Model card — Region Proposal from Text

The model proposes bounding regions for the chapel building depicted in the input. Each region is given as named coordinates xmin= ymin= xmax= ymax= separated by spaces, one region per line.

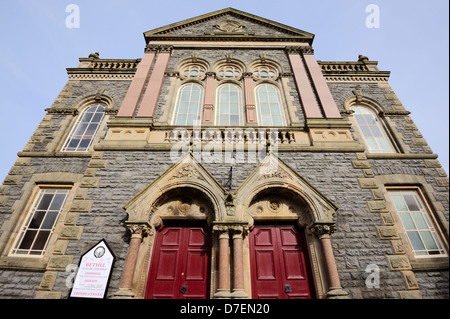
xmin=0 ymin=8 xmax=448 ymax=299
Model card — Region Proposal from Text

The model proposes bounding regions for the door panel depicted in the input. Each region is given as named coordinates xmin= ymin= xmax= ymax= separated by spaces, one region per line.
xmin=145 ymin=225 xmax=210 ymax=299
xmin=250 ymin=225 xmax=313 ymax=299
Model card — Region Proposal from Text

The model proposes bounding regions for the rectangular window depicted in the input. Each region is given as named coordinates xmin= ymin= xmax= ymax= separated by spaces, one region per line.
xmin=388 ymin=189 xmax=447 ymax=258
xmin=10 ymin=188 xmax=70 ymax=256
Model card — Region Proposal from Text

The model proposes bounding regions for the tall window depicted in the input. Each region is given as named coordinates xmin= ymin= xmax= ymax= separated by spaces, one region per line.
xmin=11 ymin=188 xmax=70 ymax=256
xmin=62 ymin=103 xmax=105 ymax=152
xmin=255 ymin=84 xmax=286 ymax=126
xmin=389 ymin=189 xmax=447 ymax=257
xmin=173 ymin=83 xmax=204 ymax=126
xmin=352 ymin=105 xmax=395 ymax=153
xmin=216 ymin=83 xmax=243 ymax=126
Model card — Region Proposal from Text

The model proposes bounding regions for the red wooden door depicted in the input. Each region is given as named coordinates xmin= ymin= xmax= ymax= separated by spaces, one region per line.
xmin=145 ymin=225 xmax=211 ymax=299
xmin=250 ymin=225 xmax=313 ymax=299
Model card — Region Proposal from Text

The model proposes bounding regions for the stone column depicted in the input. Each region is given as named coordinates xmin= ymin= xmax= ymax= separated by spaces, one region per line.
xmin=114 ymin=222 xmax=151 ymax=299
xmin=213 ymin=225 xmax=231 ymax=298
xmin=230 ymin=225 xmax=248 ymax=298
xmin=312 ymin=222 xmax=349 ymax=299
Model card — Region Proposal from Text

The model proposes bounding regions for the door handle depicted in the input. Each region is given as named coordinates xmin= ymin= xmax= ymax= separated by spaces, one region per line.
xmin=284 ymin=284 xmax=291 ymax=293
xmin=180 ymin=285 xmax=187 ymax=294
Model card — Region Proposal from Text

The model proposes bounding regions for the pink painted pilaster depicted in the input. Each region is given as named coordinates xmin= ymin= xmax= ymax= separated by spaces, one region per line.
xmin=288 ymin=53 xmax=323 ymax=118
xmin=202 ymin=73 xmax=215 ymax=123
xmin=117 ymin=52 xmax=156 ymax=117
xmin=137 ymin=50 xmax=172 ymax=117
xmin=243 ymin=74 xmax=257 ymax=123
xmin=303 ymin=54 xmax=341 ymax=118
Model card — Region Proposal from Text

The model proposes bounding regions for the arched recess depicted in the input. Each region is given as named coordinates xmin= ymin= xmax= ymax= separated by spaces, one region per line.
xmin=233 ymin=154 xmax=349 ymax=299
xmin=115 ymin=152 xmax=228 ymax=299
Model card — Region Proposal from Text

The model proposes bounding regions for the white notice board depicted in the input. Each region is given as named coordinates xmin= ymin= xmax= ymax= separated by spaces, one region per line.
xmin=70 ymin=239 xmax=115 ymax=299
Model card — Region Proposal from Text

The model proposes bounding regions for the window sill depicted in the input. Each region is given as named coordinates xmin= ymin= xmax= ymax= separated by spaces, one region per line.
xmin=411 ymin=256 xmax=449 ymax=271
xmin=366 ymin=153 xmax=438 ymax=159
xmin=0 ymin=256 xmax=48 ymax=271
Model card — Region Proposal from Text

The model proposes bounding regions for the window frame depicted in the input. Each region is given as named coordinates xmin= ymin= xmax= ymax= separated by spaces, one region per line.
xmin=171 ymin=82 xmax=205 ymax=126
xmin=387 ymin=186 xmax=448 ymax=261
xmin=61 ymin=103 xmax=106 ymax=152
xmin=254 ymin=83 xmax=287 ymax=127
xmin=9 ymin=185 xmax=72 ymax=258
xmin=214 ymin=82 xmax=244 ymax=126
xmin=351 ymin=104 xmax=397 ymax=154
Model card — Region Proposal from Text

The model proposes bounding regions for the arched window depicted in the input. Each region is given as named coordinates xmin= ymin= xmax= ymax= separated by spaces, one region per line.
xmin=351 ymin=105 xmax=396 ymax=153
xmin=62 ymin=103 xmax=105 ymax=152
xmin=173 ymin=83 xmax=204 ymax=126
xmin=255 ymin=84 xmax=286 ymax=126
xmin=216 ymin=83 xmax=243 ymax=126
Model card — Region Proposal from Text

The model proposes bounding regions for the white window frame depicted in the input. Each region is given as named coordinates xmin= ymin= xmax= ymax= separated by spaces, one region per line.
xmin=387 ymin=188 xmax=448 ymax=258
xmin=255 ymin=83 xmax=287 ymax=127
xmin=172 ymin=83 xmax=204 ymax=126
xmin=9 ymin=186 xmax=71 ymax=257
xmin=351 ymin=105 xmax=396 ymax=153
xmin=61 ymin=103 xmax=106 ymax=152
xmin=215 ymin=83 xmax=244 ymax=126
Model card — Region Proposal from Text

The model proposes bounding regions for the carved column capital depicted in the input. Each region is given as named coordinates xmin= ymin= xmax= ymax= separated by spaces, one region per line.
xmin=229 ymin=225 xmax=249 ymax=239
xmin=311 ymin=221 xmax=337 ymax=239
xmin=145 ymin=44 xmax=174 ymax=54
xmin=126 ymin=222 xmax=152 ymax=239
xmin=285 ymin=45 xmax=314 ymax=55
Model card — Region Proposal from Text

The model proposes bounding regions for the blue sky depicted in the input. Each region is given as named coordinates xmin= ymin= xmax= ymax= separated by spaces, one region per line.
xmin=0 ymin=0 xmax=448 ymax=182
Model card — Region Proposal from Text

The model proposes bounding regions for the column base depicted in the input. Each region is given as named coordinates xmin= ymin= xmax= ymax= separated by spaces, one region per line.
xmin=112 ymin=288 xmax=136 ymax=299
xmin=214 ymin=289 xmax=232 ymax=299
xmin=231 ymin=289 xmax=248 ymax=299
xmin=326 ymin=287 xmax=350 ymax=299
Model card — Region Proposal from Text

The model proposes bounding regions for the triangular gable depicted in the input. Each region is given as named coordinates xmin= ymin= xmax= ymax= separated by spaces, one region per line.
xmin=124 ymin=152 xmax=228 ymax=222
xmin=144 ymin=7 xmax=314 ymax=44
xmin=234 ymin=153 xmax=337 ymax=222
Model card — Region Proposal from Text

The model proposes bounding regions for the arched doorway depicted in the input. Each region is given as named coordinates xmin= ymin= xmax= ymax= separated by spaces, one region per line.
xmin=250 ymin=224 xmax=313 ymax=299
xmin=144 ymin=188 xmax=214 ymax=299
xmin=247 ymin=189 xmax=315 ymax=299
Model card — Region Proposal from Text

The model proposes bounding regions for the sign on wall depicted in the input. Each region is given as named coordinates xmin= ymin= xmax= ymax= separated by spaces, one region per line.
xmin=70 ymin=239 xmax=115 ymax=299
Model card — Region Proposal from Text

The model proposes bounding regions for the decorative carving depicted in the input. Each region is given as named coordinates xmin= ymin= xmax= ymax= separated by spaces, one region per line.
xmin=285 ymin=45 xmax=314 ymax=55
xmin=259 ymin=165 xmax=291 ymax=180
xmin=214 ymin=19 xmax=245 ymax=33
xmin=311 ymin=222 xmax=337 ymax=238
xmin=126 ymin=223 xmax=152 ymax=238
xmin=225 ymin=193 xmax=235 ymax=216
xmin=177 ymin=199 xmax=192 ymax=215
xmin=145 ymin=44 xmax=173 ymax=53
xmin=268 ymin=200 xmax=281 ymax=213
xmin=170 ymin=164 xmax=199 ymax=180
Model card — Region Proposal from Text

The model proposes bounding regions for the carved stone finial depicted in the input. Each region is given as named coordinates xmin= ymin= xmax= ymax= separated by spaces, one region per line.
xmin=89 ymin=52 xmax=100 ymax=59
xmin=358 ymin=55 xmax=369 ymax=62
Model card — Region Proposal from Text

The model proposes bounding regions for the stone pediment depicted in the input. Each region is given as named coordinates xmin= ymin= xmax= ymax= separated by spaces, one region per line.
xmin=234 ymin=153 xmax=338 ymax=223
xmin=123 ymin=152 xmax=228 ymax=223
xmin=144 ymin=7 xmax=314 ymax=44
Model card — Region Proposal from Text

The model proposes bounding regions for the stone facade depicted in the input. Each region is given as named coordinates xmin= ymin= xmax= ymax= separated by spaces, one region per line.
xmin=0 ymin=8 xmax=447 ymax=299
